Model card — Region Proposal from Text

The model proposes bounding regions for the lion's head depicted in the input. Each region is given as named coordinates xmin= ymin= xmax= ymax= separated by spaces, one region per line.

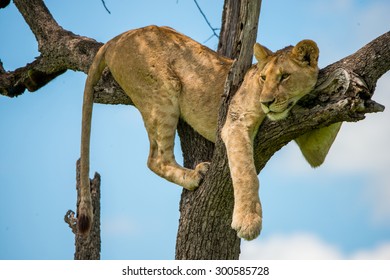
xmin=254 ymin=40 xmax=319 ymax=121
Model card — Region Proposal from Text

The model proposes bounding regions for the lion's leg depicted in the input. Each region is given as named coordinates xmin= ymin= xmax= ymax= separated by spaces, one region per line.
xmin=295 ymin=122 xmax=342 ymax=167
xmin=142 ymin=104 xmax=209 ymax=191
xmin=221 ymin=123 xmax=262 ymax=241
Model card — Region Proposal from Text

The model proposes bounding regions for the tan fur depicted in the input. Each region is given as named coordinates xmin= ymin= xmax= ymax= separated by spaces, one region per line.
xmin=295 ymin=123 xmax=342 ymax=167
xmin=78 ymin=26 xmax=340 ymax=240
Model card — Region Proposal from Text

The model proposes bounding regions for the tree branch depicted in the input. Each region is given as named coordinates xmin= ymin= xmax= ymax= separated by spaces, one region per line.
xmin=0 ymin=0 xmax=125 ymax=101
xmin=323 ymin=31 xmax=390 ymax=92
xmin=217 ymin=0 xmax=241 ymax=59
xmin=0 ymin=0 xmax=102 ymax=97
xmin=193 ymin=0 xmax=219 ymax=40
xmin=69 ymin=159 xmax=101 ymax=260
xmin=0 ymin=56 xmax=67 ymax=97
xmin=101 ymin=0 xmax=111 ymax=14
xmin=13 ymin=0 xmax=61 ymax=50
xmin=0 ymin=0 xmax=10 ymax=9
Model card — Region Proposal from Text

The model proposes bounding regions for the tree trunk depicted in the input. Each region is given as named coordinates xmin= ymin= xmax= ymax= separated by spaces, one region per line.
xmin=175 ymin=0 xmax=262 ymax=260
xmin=65 ymin=160 xmax=101 ymax=259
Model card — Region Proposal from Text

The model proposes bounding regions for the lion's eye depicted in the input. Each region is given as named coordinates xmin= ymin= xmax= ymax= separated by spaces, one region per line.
xmin=260 ymin=75 xmax=266 ymax=81
xmin=281 ymin=73 xmax=290 ymax=81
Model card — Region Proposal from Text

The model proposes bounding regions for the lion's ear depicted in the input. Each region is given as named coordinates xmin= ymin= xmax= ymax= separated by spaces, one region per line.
xmin=291 ymin=40 xmax=319 ymax=67
xmin=254 ymin=43 xmax=273 ymax=62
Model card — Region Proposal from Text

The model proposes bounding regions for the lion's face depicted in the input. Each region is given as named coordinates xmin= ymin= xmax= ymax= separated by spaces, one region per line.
xmin=254 ymin=40 xmax=319 ymax=121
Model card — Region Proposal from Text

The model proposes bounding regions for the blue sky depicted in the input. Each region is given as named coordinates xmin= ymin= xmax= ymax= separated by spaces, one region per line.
xmin=0 ymin=0 xmax=389 ymax=260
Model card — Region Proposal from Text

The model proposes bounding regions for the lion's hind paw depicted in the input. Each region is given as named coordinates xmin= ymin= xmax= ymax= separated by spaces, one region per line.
xmin=184 ymin=162 xmax=211 ymax=191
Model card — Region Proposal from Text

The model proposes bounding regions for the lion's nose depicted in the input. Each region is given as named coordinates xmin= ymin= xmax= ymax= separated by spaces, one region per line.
xmin=261 ymin=98 xmax=275 ymax=108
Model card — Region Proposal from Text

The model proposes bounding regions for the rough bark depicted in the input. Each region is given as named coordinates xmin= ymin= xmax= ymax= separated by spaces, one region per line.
xmin=0 ymin=0 xmax=123 ymax=103
xmin=1 ymin=0 xmax=389 ymax=260
xmin=217 ymin=0 xmax=241 ymax=58
xmin=175 ymin=0 xmax=262 ymax=260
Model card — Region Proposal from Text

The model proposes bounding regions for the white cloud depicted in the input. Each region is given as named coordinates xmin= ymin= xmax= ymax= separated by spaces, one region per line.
xmin=240 ymin=233 xmax=342 ymax=260
xmin=240 ymin=232 xmax=390 ymax=260
xmin=363 ymin=169 xmax=390 ymax=224
xmin=352 ymin=243 xmax=390 ymax=260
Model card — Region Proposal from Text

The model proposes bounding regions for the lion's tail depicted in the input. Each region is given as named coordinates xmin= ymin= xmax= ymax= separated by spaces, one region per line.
xmin=78 ymin=44 xmax=107 ymax=235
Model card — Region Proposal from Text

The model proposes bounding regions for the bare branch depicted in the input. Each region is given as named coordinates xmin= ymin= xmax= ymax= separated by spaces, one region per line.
xmin=0 ymin=0 xmax=102 ymax=97
xmin=64 ymin=210 xmax=77 ymax=234
xmin=0 ymin=0 xmax=10 ymax=9
xmin=101 ymin=0 xmax=111 ymax=14
xmin=13 ymin=0 xmax=62 ymax=51
xmin=193 ymin=0 xmax=220 ymax=41
xmin=323 ymin=31 xmax=390 ymax=92
xmin=0 ymin=56 xmax=66 ymax=97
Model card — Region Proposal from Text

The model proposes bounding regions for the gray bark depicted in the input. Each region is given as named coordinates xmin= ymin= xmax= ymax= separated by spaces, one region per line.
xmin=175 ymin=0 xmax=262 ymax=260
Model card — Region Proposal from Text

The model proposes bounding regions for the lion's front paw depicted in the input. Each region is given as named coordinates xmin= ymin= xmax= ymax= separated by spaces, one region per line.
xmin=231 ymin=209 xmax=262 ymax=241
xmin=184 ymin=162 xmax=211 ymax=191
xmin=195 ymin=162 xmax=210 ymax=177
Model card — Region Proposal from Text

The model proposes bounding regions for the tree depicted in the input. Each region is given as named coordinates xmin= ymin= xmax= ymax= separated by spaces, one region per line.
xmin=1 ymin=0 xmax=388 ymax=260
xmin=176 ymin=0 xmax=262 ymax=260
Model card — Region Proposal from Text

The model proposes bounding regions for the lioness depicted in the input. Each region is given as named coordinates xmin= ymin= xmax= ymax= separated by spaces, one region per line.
xmin=79 ymin=26 xmax=340 ymax=240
